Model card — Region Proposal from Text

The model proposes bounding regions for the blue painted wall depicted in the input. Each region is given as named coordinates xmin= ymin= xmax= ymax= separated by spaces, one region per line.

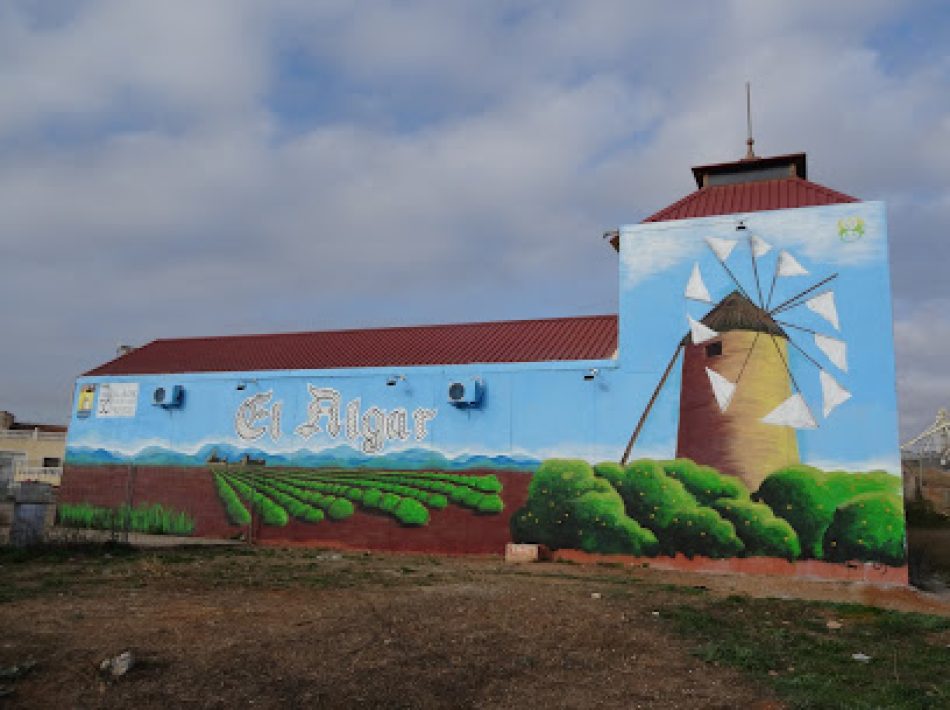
xmin=67 ymin=201 xmax=900 ymax=477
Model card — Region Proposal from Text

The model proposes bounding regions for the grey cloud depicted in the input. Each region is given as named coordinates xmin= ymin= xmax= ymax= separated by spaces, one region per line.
xmin=0 ymin=0 xmax=948 ymax=435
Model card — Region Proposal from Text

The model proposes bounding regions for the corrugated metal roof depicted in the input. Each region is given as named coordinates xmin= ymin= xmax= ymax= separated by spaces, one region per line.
xmin=85 ymin=315 xmax=619 ymax=376
xmin=644 ymin=176 xmax=857 ymax=223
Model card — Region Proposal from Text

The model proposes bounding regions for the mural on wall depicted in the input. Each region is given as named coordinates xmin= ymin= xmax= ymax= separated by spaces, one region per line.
xmin=60 ymin=202 xmax=905 ymax=572
xmin=510 ymin=203 xmax=905 ymax=567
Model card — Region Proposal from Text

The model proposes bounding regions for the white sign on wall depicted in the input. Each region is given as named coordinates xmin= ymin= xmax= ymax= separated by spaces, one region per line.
xmin=96 ymin=383 xmax=139 ymax=418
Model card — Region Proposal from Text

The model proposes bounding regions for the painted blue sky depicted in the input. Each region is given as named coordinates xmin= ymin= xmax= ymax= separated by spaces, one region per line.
xmin=1 ymin=1 xmax=948 ymax=442
xmin=619 ymin=203 xmax=900 ymax=473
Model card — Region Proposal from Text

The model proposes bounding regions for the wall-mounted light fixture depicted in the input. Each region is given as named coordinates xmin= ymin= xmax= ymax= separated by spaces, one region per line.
xmin=736 ymin=220 xmax=747 ymax=232
xmin=236 ymin=378 xmax=259 ymax=391
xmin=386 ymin=374 xmax=407 ymax=387
xmin=583 ymin=368 xmax=599 ymax=381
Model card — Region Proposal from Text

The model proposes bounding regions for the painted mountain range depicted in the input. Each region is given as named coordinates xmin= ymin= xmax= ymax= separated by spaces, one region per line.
xmin=65 ymin=443 xmax=539 ymax=471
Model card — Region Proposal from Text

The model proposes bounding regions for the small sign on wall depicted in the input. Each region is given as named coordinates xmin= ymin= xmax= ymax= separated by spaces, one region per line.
xmin=76 ymin=384 xmax=96 ymax=418
xmin=96 ymin=383 xmax=139 ymax=418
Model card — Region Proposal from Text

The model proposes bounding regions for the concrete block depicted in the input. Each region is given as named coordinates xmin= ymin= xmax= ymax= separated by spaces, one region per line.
xmin=505 ymin=543 xmax=544 ymax=563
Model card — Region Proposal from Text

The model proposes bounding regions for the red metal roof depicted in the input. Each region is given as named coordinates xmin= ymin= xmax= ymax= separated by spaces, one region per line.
xmin=85 ymin=315 xmax=619 ymax=376
xmin=644 ymin=176 xmax=857 ymax=223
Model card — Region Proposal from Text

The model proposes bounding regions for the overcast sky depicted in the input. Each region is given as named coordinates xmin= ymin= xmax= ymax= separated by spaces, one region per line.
xmin=1 ymin=0 xmax=947 ymax=441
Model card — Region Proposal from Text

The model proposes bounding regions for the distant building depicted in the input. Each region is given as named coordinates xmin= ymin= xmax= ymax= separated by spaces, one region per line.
xmin=903 ymin=458 xmax=950 ymax=514
xmin=0 ymin=410 xmax=66 ymax=490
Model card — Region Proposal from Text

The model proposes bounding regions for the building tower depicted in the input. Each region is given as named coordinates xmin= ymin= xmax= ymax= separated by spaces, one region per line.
xmin=676 ymin=291 xmax=799 ymax=491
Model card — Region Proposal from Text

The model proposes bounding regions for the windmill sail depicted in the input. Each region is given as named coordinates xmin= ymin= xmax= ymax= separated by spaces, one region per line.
xmin=685 ymin=263 xmax=712 ymax=303
xmin=687 ymin=314 xmax=718 ymax=344
xmin=776 ymin=250 xmax=809 ymax=277
xmin=705 ymin=236 xmax=737 ymax=262
xmin=706 ymin=367 xmax=736 ymax=412
xmin=750 ymin=234 xmax=772 ymax=258
xmin=762 ymin=393 xmax=818 ymax=429
xmin=819 ymin=370 xmax=851 ymax=417
xmin=814 ymin=333 xmax=848 ymax=372
xmin=805 ymin=291 xmax=840 ymax=330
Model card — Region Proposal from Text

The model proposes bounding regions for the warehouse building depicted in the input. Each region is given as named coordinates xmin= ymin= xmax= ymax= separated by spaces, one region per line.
xmin=61 ymin=151 xmax=906 ymax=581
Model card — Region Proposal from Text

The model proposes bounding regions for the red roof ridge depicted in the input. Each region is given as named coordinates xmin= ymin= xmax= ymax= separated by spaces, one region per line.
xmin=644 ymin=175 xmax=858 ymax=223
xmin=84 ymin=313 xmax=619 ymax=376
xmin=143 ymin=312 xmax=619 ymax=346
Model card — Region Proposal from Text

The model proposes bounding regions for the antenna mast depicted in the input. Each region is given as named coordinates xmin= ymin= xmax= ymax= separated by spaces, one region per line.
xmin=745 ymin=81 xmax=756 ymax=159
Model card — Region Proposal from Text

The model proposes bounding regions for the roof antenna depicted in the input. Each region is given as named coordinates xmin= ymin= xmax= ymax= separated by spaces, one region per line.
xmin=744 ymin=81 xmax=756 ymax=160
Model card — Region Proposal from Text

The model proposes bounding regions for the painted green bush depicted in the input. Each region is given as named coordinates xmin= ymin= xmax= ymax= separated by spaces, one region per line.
xmin=58 ymin=502 xmax=195 ymax=535
xmin=302 ymin=471 xmax=498 ymax=515
xmin=660 ymin=459 xmax=749 ymax=506
xmin=427 ymin=493 xmax=448 ymax=510
xmin=247 ymin=479 xmax=327 ymax=524
xmin=362 ymin=488 xmax=383 ymax=508
xmin=822 ymin=492 xmax=906 ymax=566
xmin=214 ymin=473 xmax=251 ymax=525
xmin=394 ymin=498 xmax=430 ymax=526
xmin=228 ymin=477 xmax=289 ymax=526
xmin=379 ymin=493 xmax=400 ymax=513
xmin=756 ymin=465 xmax=900 ymax=559
xmin=476 ymin=494 xmax=504 ymax=515
xmin=594 ymin=460 xmax=743 ymax=558
xmin=327 ymin=497 xmax=355 ymax=521
xmin=511 ymin=459 xmax=658 ymax=555
xmin=713 ymin=497 xmax=800 ymax=559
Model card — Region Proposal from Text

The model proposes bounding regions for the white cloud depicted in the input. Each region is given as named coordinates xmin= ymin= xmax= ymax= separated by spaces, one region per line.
xmin=0 ymin=0 xmax=948 ymax=443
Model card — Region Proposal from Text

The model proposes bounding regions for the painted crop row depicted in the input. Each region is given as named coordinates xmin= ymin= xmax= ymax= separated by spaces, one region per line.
xmin=57 ymin=502 xmax=195 ymax=536
xmin=213 ymin=469 xmax=506 ymax=528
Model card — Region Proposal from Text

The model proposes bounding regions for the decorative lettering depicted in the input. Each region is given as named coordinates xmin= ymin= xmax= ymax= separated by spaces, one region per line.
xmin=235 ymin=391 xmax=274 ymax=441
xmin=386 ymin=408 xmax=409 ymax=441
xmin=361 ymin=406 xmax=386 ymax=454
xmin=413 ymin=408 xmax=437 ymax=440
xmin=269 ymin=401 xmax=282 ymax=442
xmin=295 ymin=385 xmax=341 ymax=439
xmin=233 ymin=385 xmax=438 ymax=453
xmin=346 ymin=398 xmax=361 ymax=441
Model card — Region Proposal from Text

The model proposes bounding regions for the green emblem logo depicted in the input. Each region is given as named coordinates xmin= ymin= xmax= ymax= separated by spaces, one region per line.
xmin=837 ymin=216 xmax=865 ymax=242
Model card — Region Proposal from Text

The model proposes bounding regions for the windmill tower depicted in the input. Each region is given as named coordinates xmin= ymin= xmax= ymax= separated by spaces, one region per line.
xmin=621 ymin=229 xmax=851 ymax=492
xmin=677 ymin=291 xmax=798 ymax=490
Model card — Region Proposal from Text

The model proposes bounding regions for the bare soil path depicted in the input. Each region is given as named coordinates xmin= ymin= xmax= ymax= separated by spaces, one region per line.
xmin=1 ymin=547 xmax=947 ymax=708
xmin=0 ymin=548 xmax=780 ymax=709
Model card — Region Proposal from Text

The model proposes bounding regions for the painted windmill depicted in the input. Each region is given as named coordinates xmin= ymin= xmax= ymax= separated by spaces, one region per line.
xmin=621 ymin=225 xmax=850 ymax=491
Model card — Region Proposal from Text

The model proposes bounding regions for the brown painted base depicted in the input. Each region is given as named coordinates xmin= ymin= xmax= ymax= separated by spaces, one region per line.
xmin=60 ymin=465 xmax=531 ymax=554
xmin=552 ymin=549 xmax=909 ymax=586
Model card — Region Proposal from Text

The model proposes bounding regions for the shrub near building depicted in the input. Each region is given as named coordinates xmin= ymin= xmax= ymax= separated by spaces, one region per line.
xmin=660 ymin=459 xmax=749 ymax=505
xmin=510 ymin=459 xmax=658 ymax=555
xmin=756 ymin=465 xmax=902 ymax=561
xmin=594 ymin=460 xmax=743 ymax=558
xmin=822 ymin=492 xmax=905 ymax=566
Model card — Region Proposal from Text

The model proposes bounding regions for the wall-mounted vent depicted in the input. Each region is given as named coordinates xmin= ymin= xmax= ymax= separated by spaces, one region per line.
xmin=447 ymin=378 xmax=483 ymax=407
xmin=152 ymin=385 xmax=184 ymax=408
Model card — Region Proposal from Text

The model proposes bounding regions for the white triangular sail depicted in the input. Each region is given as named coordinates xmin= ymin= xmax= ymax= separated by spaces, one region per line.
xmin=814 ymin=333 xmax=848 ymax=372
xmin=687 ymin=315 xmax=719 ymax=345
xmin=685 ymin=263 xmax=712 ymax=303
xmin=806 ymin=291 xmax=840 ymax=330
xmin=776 ymin=250 xmax=809 ymax=277
xmin=819 ymin=370 xmax=851 ymax=418
xmin=762 ymin=393 xmax=818 ymax=429
xmin=750 ymin=234 xmax=772 ymax=258
xmin=706 ymin=367 xmax=736 ymax=412
xmin=705 ymin=236 xmax=737 ymax=262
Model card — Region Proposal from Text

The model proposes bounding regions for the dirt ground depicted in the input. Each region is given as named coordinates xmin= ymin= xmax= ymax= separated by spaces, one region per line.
xmin=1 ymin=546 xmax=947 ymax=709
